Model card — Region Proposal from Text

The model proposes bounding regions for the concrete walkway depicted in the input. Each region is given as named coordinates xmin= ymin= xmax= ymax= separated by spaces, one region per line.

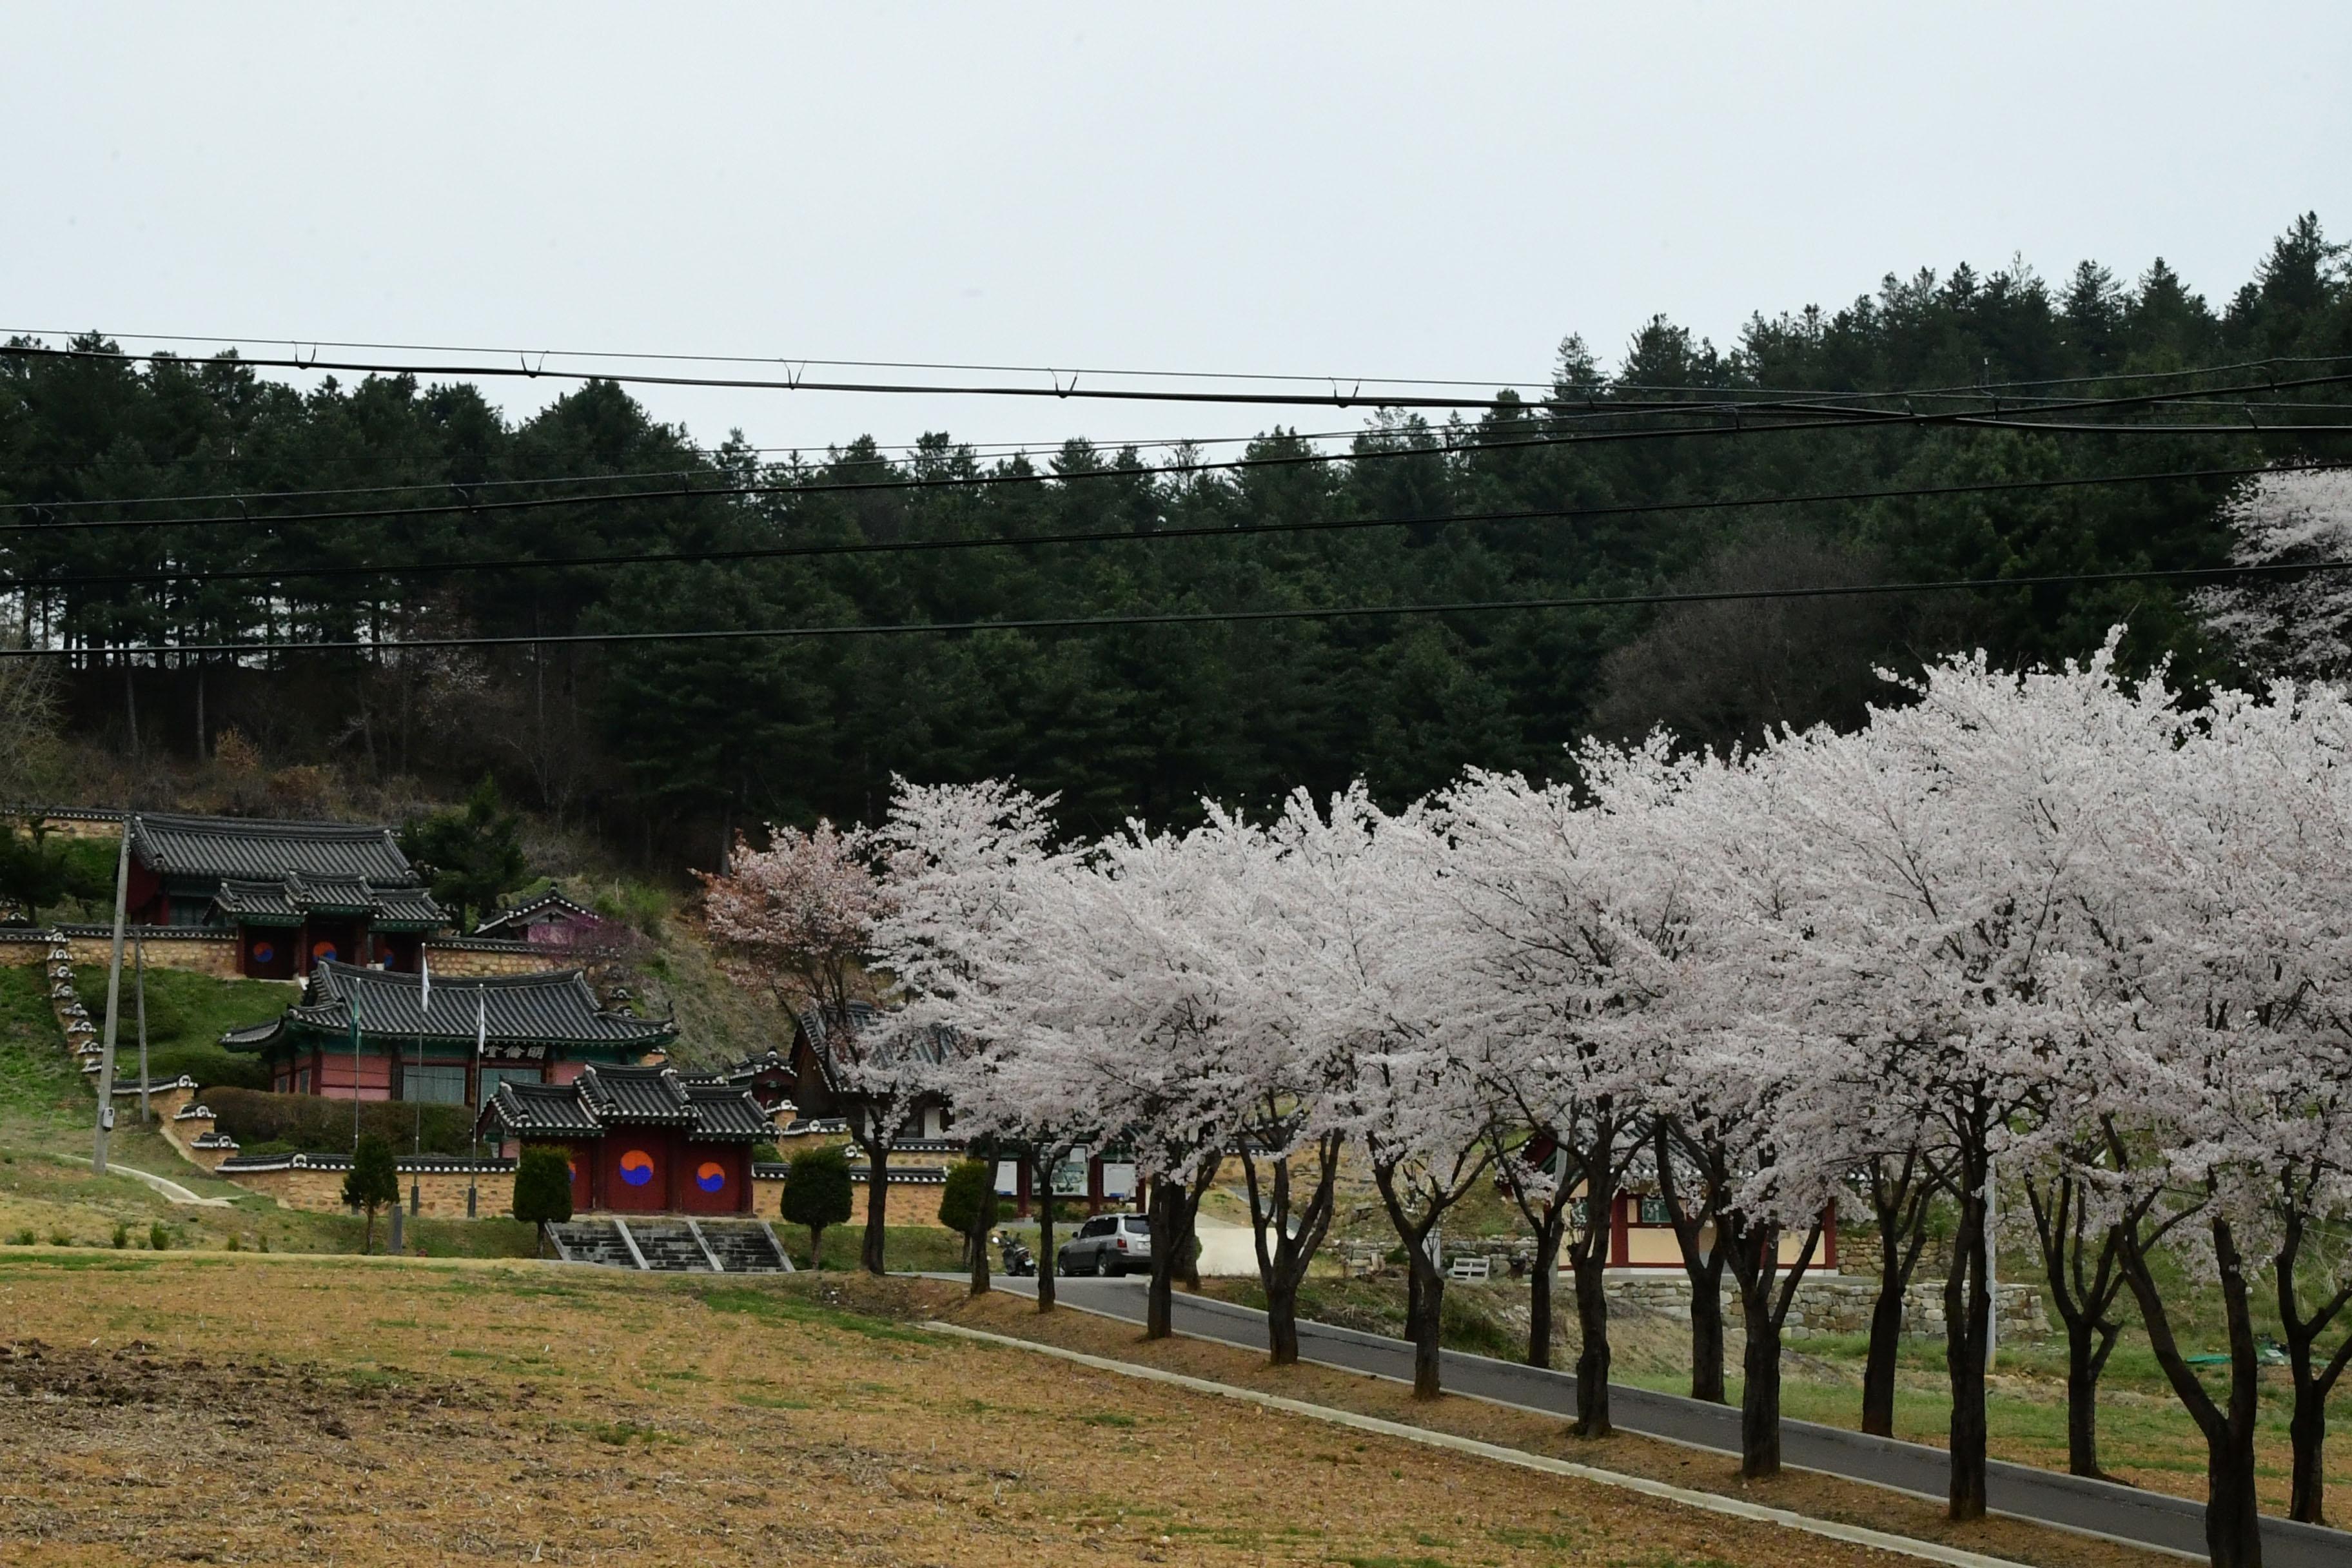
xmin=112 ymin=1166 xmax=235 ymax=1207
xmin=991 ymin=1276 xmax=2352 ymax=1568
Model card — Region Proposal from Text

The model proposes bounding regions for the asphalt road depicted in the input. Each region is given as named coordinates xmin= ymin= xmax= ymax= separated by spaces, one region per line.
xmin=983 ymin=1275 xmax=2352 ymax=1568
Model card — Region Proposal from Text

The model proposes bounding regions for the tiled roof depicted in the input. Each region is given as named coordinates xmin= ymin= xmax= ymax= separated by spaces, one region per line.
xmin=221 ymin=962 xmax=676 ymax=1052
xmin=370 ymin=885 xmax=448 ymax=929
xmin=130 ymin=812 xmax=418 ymax=884
xmin=476 ymin=1066 xmax=770 ymax=1143
xmin=473 ymin=889 xmax=602 ymax=939
xmin=794 ymin=1003 xmax=954 ymax=1092
xmin=578 ymin=1063 xmax=696 ymax=1125
xmin=487 ymin=1081 xmax=604 ymax=1137
xmin=212 ymin=879 xmax=304 ymax=920
xmin=683 ymin=1084 xmax=778 ymax=1139
xmin=210 ymin=873 xmax=446 ymax=929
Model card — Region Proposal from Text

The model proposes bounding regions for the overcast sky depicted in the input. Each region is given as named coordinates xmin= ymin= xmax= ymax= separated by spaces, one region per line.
xmin=5 ymin=3 xmax=2348 ymax=463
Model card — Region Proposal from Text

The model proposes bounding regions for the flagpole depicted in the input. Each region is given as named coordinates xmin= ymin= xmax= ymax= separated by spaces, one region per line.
xmin=467 ymin=990 xmax=485 ymax=1219
xmin=412 ymin=955 xmax=427 ymax=1217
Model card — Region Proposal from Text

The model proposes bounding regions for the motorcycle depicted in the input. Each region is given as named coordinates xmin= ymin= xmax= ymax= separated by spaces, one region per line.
xmin=995 ymin=1232 xmax=1037 ymax=1277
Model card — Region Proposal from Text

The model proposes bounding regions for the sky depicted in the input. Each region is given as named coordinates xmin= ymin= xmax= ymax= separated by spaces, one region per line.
xmin=4 ymin=3 xmax=2349 ymax=464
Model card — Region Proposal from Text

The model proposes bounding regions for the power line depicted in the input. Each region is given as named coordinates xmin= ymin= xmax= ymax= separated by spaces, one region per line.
xmin=10 ymin=340 xmax=2352 ymax=422
xmin=6 ymin=372 xmax=2349 ymax=540
xmin=13 ymin=392 xmax=2352 ymax=518
xmin=6 ymin=460 xmax=2335 ymax=594
xmin=19 ymin=326 xmax=2350 ymax=406
xmin=8 ymin=553 xmax=2347 ymax=660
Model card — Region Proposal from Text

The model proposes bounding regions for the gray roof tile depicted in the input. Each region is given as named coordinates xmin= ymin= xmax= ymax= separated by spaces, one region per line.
xmin=132 ymin=812 xmax=419 ymax=884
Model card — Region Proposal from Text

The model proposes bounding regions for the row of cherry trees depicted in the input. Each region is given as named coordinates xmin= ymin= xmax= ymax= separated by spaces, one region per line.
xmin=708 ymin=631 xmax=2352 ymax=1567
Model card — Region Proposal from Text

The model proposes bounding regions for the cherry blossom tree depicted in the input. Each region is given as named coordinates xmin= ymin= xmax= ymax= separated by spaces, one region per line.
xmin=1435 ymin=741 xmax=1697 ymax=1429
xmin=698 ymin=819 xmax=905 ymax=1273
xmin=872 ymin=779 xmax=1068 ymax=1298
xmin=1300 ymin=796 xmax=1500 ymax=1400
xmin=2196 ymin=466 xmax=2352 ymax=680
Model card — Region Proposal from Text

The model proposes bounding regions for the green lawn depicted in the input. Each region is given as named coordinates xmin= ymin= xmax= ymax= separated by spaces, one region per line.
xmin=71 ymin=961 xmax=291 ymax=1090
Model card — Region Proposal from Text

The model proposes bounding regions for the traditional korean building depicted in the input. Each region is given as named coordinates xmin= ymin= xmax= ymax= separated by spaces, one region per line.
xmin=784 ymin=1003 xmax=955 ymax=1141
xmin=122 ymin=812 xmax=446 ymax=975
xmin=220 ymin=961 xmax=674 ymax=1104
xmin=471 ymin=888 xmax=605 ymax=946
xmin=475 ymin=1064 xmax=772 ymax=1215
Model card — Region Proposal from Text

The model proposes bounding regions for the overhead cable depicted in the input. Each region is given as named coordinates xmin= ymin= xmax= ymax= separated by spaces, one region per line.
xmin=7 ymin=460 xmax=2338 ymax=594
xmin=11 ymin=553 xmax=2352 ymax=660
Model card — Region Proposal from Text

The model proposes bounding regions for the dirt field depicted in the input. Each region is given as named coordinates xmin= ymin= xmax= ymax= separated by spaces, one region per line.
xmin=0 ymin=1251 xmax=2098 ymax=1568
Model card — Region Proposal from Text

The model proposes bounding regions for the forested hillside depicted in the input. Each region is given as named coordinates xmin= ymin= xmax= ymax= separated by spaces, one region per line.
xmin=3 ymin=216 xmax=2347 ymax=858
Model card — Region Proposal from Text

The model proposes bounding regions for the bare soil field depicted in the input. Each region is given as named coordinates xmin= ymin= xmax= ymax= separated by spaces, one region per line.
xmin=0 ymin=1252 xmax=1971 ymax=1568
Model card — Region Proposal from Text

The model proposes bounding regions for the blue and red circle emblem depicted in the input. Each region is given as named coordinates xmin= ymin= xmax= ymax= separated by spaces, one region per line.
xmin=250 ymin=942 xmax=275 ymax=966
xmin=310 ymin=941 xmax=338 ymax=965
xmin=619 ymin=1149 xmax=654 ymax=1187
xmin=695 ymin=1161 xmax=726 ymax=1193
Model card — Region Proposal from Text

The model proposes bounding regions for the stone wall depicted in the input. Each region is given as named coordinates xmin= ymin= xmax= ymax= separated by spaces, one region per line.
xmin=56 ymin=928 xmax=244 ymax=979
xmin=422 ymin=941 xmax=561 ymax=977
xmin=1603 ymin=1272 xmax=2046 ymax=1341
xmin=218 ymin=1159 xmax=519 ymax=1219
xmin=746 ymin=1166 xmax=956 ymax=1228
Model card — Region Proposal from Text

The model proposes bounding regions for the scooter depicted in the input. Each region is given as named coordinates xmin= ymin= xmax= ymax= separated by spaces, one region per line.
xmin=996 ymin=1233 xmax=1037 ymax=1277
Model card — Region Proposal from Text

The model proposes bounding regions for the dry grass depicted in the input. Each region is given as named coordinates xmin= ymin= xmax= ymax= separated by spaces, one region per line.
xmin=0 ymin=1252 xmax=2082 ymax=1568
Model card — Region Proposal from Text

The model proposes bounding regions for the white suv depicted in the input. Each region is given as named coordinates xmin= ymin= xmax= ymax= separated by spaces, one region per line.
xmin=1055 ymin=1213 xmax=1153 ymax=1277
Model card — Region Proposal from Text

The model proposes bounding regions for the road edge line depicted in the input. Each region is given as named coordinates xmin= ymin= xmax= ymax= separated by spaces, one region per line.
xmin=923 ymin=1318 xmax=2037 ymax=1568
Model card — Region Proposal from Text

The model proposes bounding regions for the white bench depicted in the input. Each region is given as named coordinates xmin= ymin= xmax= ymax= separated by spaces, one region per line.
xmin=1447 ymin=1255 xmax=1491 ymax=1282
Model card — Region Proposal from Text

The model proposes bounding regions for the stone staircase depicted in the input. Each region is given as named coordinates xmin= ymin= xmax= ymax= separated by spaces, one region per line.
xmin=700 ymin=1220 xmax=793 ymax=1273
xmin=547 ymin=1219 xmax=638 ymax=1269
xmin=545 ymin=1215 xmax=794 ymax=1273
xmin=625 ymin=1219 xmax=718 ymax=1272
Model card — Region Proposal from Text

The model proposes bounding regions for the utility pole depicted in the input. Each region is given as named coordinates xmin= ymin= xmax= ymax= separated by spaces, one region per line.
xmin=134 ymin=933 xmax=149 ymax=1125
xmin=1984 ymin=1155 xmax=1999 ymax=1372
xmin=90 ymin=819 xmax=132 ymax=1173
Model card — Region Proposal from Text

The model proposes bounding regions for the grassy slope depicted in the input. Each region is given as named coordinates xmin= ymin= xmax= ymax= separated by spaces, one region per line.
xmin=70 ymin=963 xmax=292 ymax=1090
xmin=634 ymin=919 xmax=793 ymax=1070
xmin=0 ymin=965 xmax=534 ymax=1259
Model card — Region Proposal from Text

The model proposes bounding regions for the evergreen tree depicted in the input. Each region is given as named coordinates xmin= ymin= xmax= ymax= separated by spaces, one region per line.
xmin=779 ymin=1144 xmax=853 ymax=1269
xmin=400 ymin=776 xmax=529 ymax=930
xmin=342 ymin=1135 xmax=400 ymax=1255
xmin=511 ymin=1146 xmax=574 ymax=1255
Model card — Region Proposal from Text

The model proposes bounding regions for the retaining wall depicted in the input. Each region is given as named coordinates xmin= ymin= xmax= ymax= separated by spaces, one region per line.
xmin=1605 ymin=1272 xmax=2046 ymax=1340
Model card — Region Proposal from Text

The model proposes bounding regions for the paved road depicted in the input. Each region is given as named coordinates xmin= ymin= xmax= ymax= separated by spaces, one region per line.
xmin=985 ymin=1276 xmax=2351 ymax=1568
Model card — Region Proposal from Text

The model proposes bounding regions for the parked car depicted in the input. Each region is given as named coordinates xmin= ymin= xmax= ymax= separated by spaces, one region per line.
xmin=1056 ymin=1212 xmax=1152 ymax=1277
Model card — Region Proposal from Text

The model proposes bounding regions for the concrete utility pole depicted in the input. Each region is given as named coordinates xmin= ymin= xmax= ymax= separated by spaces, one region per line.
xmin=90 ymin=819 xmax=132 ymax=1173
xmin=134 ymin=933 xmax=149 ymax=1126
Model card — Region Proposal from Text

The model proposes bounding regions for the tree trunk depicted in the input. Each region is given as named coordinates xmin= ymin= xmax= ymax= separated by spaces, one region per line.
xmin=1527 ymin=1210 xmax=1562 ymax=1371
xmin=1035 ymin=1151 xmax=1057 ymax=1313
xmin=966 ymin=1138 xmax=996 ymax=1297
xmin=1146 ymin=1177 xmax=1181 ymax=1340
xmin=1944 ymin=1157 xmax=1992 ymax=1522
xmin=2288 ymin=1348 xmax=2329 ymax=1525
xmin=2065 ymin=1317 xmax=2109 ymax=1480
xmin=859 ymin=1137 xmax=889 ymax=1275
xmin=1737 ymin=1266 xmax=1783 ymax=1478
xmin=1407 ymin=1250 xmax=1446 ymax=1400
xmin=1688 ymin=1268 xmax=1727 ymax=1405
xmin=1861 ymin=1271 xmax=1908 ymax=1438
xmin=1568 ymin=1208 xmax=1614 ymax=1436
xmin=2121 ymin=1214 xmax=2266 ymax=1568
xmin=808 ymin=1222 xmax=826 ymax=1270
xmin=1266 ymin=1276 xmax=1301 ymax=1366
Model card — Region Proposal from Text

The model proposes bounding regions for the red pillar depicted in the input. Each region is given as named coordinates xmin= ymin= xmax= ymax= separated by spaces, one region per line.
xmin=1015 ymin=1155 xmax=1033 ymax=1219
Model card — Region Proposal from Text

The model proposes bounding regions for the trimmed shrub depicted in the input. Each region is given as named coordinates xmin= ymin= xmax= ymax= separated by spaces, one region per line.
xmin=206 ymin=1088 xmax=476 ymax=1155
xmin=513 ymin=1147 xmax=574 ymax=1235
xmin=779 ymin=1146 xmax=853 ymax=1269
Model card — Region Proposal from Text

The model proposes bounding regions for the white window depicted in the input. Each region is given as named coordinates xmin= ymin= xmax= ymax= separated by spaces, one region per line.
xmin=402 ymin=1063 xmax=468 ymax=1104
